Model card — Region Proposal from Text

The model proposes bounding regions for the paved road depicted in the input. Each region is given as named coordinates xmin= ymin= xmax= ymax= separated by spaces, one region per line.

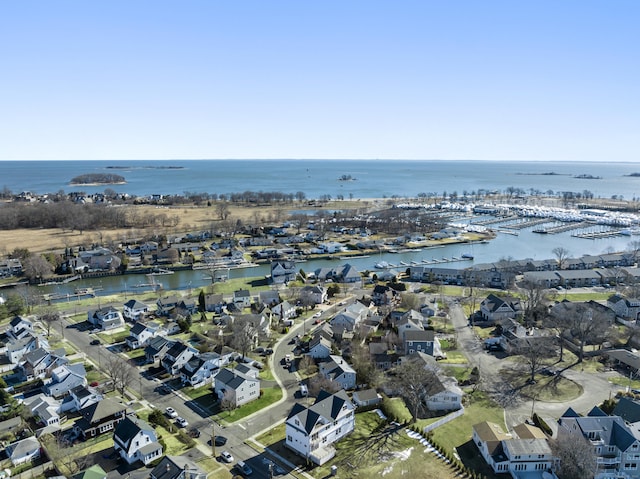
xmin=447 ymin=300 xmax=620 ymax=436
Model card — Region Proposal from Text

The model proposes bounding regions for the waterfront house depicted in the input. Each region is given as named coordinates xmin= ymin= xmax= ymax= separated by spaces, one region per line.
xmin=214 ymin=366 xmax=260 ymax=408
xmin=607 ymin=294 xmax=640 ymax=323
xmin=87 ymin=306 xmax=124 ymax=331
xmin=113 ymin=416 xmax=162 ymax=465
xmin=478 ymin=294 xmax=522 ymax=324
xmin=285 ymin=389 xmax=355 ymax=465
xmin=270 ymin=259 xmax=297 ymax=284
xmin=78 ymin=247 xmax=121 ymax=271
xmin=122 ymin=299 xmax=149 ymax=321
xmin=7 ymin=316 xmax=34 ymax=340
xmin=233 ymin=289 xmax=252 ymax=309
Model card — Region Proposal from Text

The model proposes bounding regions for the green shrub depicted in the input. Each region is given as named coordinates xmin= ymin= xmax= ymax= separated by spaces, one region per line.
xmin=532 ymin=413 xmax=552 ymax=436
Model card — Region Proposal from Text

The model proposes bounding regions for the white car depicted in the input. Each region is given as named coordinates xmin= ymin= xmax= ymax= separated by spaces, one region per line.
xmin=313 ymin=312 xmax=322 ymax=318
xmin=165 ymin=407 xmax=178 ymax=418
xmin=220 ymin=450 xmax=234 ymax=463
xmin=176 ymin=416 xmax=188 ymax=427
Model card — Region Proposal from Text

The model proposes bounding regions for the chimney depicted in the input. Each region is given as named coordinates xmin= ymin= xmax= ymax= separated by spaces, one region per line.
xmin=184 ymin=465 xmax=190 ymax=479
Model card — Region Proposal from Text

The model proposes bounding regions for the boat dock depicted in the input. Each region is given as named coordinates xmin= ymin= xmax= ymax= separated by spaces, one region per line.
xmin=43 ymin=287 xmax=102 ymax=302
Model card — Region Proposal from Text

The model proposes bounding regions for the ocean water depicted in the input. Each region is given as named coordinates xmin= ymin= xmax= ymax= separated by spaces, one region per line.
xmin=1 ymin=159 xmax=640 ymax=200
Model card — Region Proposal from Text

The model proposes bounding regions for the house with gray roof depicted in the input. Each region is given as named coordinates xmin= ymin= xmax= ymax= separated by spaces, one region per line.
xmin=44 ymin=363 xmax=87 ymax=398
xmin=608 ymin=294 xmax=640 ymax=323
xmin=180 ymin=352 xmax=225 ymax=387
xmin=285 ymin=389 xmax=355 ymax=465
xmin=7 ymin=316 xmax=33 ymax=340
xmin=319 ymin=355 xmax=356 ymax=390
xmin=6 ymin=436 xmax=41 ymax=466
xmin=214 ymin=365 xmax=260 ymax=408
xmin=87 ymin=306 xmax=124 ymax=331
xmin=74 ymin=397 xmax=129 ymax=439
xmin=558 ymin=407 xmax=640 ymax=479
xmin=7 ymin=333 xmax=48 ymax=364
xmin=479 ymin=294 xmax=522 ymax=324
xmin=161 ymin=341 xmax=198 ymax=376
xmin=145 ymin=336 xmax=174 ymax=365
xmin=150 ymin=456 xmax=206 ymax=479
xmin=122 ymin=299 xmax=150 ymax=321
xmin=113 ymin=416 xmax=162 ymax=465
xmin=125 ymin=321 xmax=163 ymax=349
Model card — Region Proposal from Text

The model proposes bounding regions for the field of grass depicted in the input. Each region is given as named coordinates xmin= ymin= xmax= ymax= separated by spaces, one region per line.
xmin=437 ymin=351 xmax=468 ymax=364
xmin=382 ymin=397 xmax=413 ymax=423
xmin=218 ymin=385 xmax=282 ymax=423
xmin=313 ymin=412 xmax=459 ymax=479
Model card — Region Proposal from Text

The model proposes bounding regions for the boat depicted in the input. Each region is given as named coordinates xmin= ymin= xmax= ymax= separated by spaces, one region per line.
xmin=461 ymin=253 xmax=474 ymax=259
xmin=375 ymin=261 xmax=390 ymax=269
xmin=147 ymin=268 xmax=174 ymax=276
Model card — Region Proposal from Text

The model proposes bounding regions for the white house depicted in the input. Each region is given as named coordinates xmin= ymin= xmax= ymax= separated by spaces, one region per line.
xmin=214 ymin=366 xmax=260 ymax=408
xmin=425 ymin=376 xmax=463 ymax=411
xmin=7 ymin=333 xmax=48 ymax=364
xmin=87 ymin=306 xmax=124 ymax=331
xmin=180 ymin=352 xmax=225 ymax=387
xmin=6 ymin=437 xmax=41 ymax=466
xmin=125 ymin=321 xmax=163 ymax=349
xmin=319 ymin=355 xmax=356 ymax=390
xmin=113 ymin=416 xmax=163 ymax=465
xmin=44 ymin=363 xmax=87 ymax=398
xmin=285 ymin=389 xmax=355 ymax=465
xmin=161 ymin=341 xmax=198 ymax=376
xmin=300 ymin=285 xmax=327 ymax=304
xmin=233 ymin=289 xmax=252 ymax=308
xmin=7 ymin=316 xmax=34 ymax=340
xmin=307 ymin=335 xmax=333 ymax=360
xmin=122 ymin=299 xmax=150 ymax=322
xmin=271 ymin=300 xmax=297 ymax=321
xmin=23 ymin=394 xmax=62 ymax=428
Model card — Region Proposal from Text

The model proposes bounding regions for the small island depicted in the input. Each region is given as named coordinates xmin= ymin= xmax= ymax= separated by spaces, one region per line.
xmin=574 ymin=174 xmax=602 ymax=179
xmin=626 ymin=173 xmax=640 ymax=177
xmin=338 ymin=174 xmax=357 ymax=181
xmin=70 ymin=173 xmax=126 ymax=185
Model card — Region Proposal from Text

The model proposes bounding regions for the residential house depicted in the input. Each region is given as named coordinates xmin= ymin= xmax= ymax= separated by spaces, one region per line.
xmin=307 ymin=335 xmax=333 ymax=360
xmin=44 ymin=363 xmax=87 ymax=398
xmin=74 ymin=398 xmax=128 ymax=440
xmin=19 ymin=347 xmax=66 ymax=381
xmin=558 ymin=407 xmax=640 ymax=479
xmin=556 ymin=269 xmax=603 ymax=288
xmin=608 ymin=294 xmax=640 ymax=324
xmin=352 ymin=389 xmax=382 ymax=408
xmin=122 ymin=299 xmax=150 ymax=322
xmin=156 ymin=296 xmax=181 ymax=316
xmin=0 ymin=258 xmax=22 ymax=277
xmin=233 ymin=289 xmax=252 ymax=309
xmin=7 ymin=316 xmax=34 ymax=340
xmin=271 ymin=300 xmax=297 ymax=322
xmin=150 ymin=456 xmax=206 ymax=479
xmin=331 ymin=305 xmax=369 ymax=334
xmin=285 ymin=389 xmax=356 ymax=465
xmin=145 ymin=336 xmax=174 ymax=365
xmin=7 ymin=333 xmax=48 ymax=364
xmin=126 ymin=321 xmax=163 ymax=349
xmin=300 ymin=285 xmax=327 ymax=304
xmin=318 ymin=355 xmax=356 ymax=390
xmin=605 ymin=349 xmax=640 ymax=375
xmin=396 ymin=315 xmax=425 ymax=342
xmin=87 ymin=306 xmax=124 ymax=331
xmin=113 ymin=416 xmax=163 ymax=465
xmin=474 ymin=421 xmax=555 ymax=477
xmin=23 ymin=394 xmax=63 ymax=428
xmin=425 ymin=375 xmax=463 ymax=412
xmin=78 ymin=248 xmax=121 ymax=271
xmin=522 ymin=271 xmax=562 ymax=289
xmin=203 ymin=293 xmax=226 ymax=314
xmin=478 ymin=294 xmax=522 ymax=324
xmin=214 ymin=366 xmax=261 ymax=408
xmin=180 ymin=352 xmax=225 ymax=387
xmin=6 ymin=437 xmax=41 ymax=466
xmin=161 ymin=341 xmax=198 ymax=376
xmin=404 ymin=330 xmax=442 ymax=358
xmin=270 ymin=259 xmax=297 ymax=284
xmin=62 ymin=385 xmax=103 ymax=413
xmin=372 ymin=284 xmax=399 ymax=306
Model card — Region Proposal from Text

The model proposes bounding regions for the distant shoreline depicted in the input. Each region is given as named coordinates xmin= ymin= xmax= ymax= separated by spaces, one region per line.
xmin=69 ymin=181 xmax=127 ymax=186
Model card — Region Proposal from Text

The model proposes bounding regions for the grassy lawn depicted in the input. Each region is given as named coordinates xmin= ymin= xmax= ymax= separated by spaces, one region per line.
xmin=437 ymin=351 xmax=468 ymax=364
xmin=124 ymin=348 xmax=146 ymax=360
xmin=312 ymin=412 xmax=460 ymax=479
xmin=96 ymin=328 xmax=131 ymax=344
xmin=428 ymin=391 xmax=504 ymax=476
xmin=382 ymin=396 xmax=413 ymax=423
xmin=217 ymin=386 xmax=282 ymax=423
xmin=155 ymin=425 xmax=189 ymax=455
xmin=472 ymin=325 xmax=496 ymax=339
xmin=442 ymin=366 xmax=474 ymax=384
xmin=183 ymin=384 xmax=213 ymax=400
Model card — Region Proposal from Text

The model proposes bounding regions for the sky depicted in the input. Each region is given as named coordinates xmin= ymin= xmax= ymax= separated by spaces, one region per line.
xmin=0 ymin=1 xmax=638 ymax=162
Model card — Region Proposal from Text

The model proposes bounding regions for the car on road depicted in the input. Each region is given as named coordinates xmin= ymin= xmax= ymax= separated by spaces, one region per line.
xmin=175 ymin=417 xmax=188 ymax=428
xmin=187 ymin=427 xmax=200 ymax=438
xmin=209 ymin=435 xmax=227 ymax=446
xmin=165 ymin=407 xmax=178 ymax=418
xmin=236 ymin=460 xmax=253 ymax=476
xmin=220 ymin=450 xmax=234 ymax=463
xmin=90 ymin=339 xmax=100 ymax=345
xmin=313 ymin=312 xmax=322 ymax=318
xmin=157 ymin=384 xmax=171 ymax=394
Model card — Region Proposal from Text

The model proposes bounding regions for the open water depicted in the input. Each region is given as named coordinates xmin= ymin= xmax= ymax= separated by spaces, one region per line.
xmin=2 ymin=159 xmax=640 ymax=297
xmin=2 ymin=159 xmax=640 ymax=201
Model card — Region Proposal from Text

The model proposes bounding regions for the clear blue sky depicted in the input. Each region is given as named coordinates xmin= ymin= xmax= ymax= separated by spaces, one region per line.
xmin=1 ymin=1 xmax=638 ymax=161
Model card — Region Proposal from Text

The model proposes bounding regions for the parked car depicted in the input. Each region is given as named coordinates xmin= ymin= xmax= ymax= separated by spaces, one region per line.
xmin=176 ymin=417 xmax=188 ymax=428
xmin=237 ymin=460 xmax=253 ymax=476
xmin=90 ymin=339 xmax=100 ymax=345
xmin=220 ymin=450 xmax=234 ymax=463
xmin=165 ymin=407 xmax=178 ymax=418
xmin=211 ymin=435 xmax=227 ymax=446
xmin=188 ymin=427 xmax=200 ymax=438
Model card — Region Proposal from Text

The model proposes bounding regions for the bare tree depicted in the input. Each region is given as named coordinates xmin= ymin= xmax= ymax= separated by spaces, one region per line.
xmin=400 ymin=292 xmax=420 ymax=311
xmin=23 ymin=254 xmax=54 ymax=283
xmin=298 ymin=355 xmax=318 ymax=376
xmin=390 ymin=358 xmax=441 ymax=421
xmin=350 ymin=341 xmax=383 ymax=388
xmin=230 ymin=317 xmax=257 ymax=359
xmin=307 ymin=375 xmax=342 ymax=397
xmin=104 ymin=355 xmax=136 ymax=397
xmin=552 ymin=247 xmax=571 ymax=270
xmin=544 ymin=308 xmax=572 ymax=362
xmin=220 ymin=389 xmax=236 ymax=413
xmin=520 ymin=279 xmax=550 ymax=327
xmin=42 ymin=433 xmax=90 ymax=476
xmin=37 ymin=307 xmax=61 ymax=338
xmin=550 ymin=428 xmax=597 ymax=479
xmin=517 ymin=337 xmax=556 ymax=383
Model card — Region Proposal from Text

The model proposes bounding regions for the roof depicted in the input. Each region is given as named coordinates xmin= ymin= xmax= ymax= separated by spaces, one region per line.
xmin=473 ymin=421 xmax=510 ymax=443
xmin=287 ymin=389 xmax=353 ymax=434
xmin=114 ymin=416 xmax=154 ymax=444
xmin=353 ymin=388 xmax=380 ymax=402
xmin=404 ymin=330 xmax=435 ymax=342
xmin=613 ymin=396 xmax=640 ymax=424
xmin=8 ymin=437 xmax=40 ymax=459
xmin=512 ymin=423 xmax=547 ymax=439
xmin=504 ymin=438 xmax=551 ymax=456
xmin=79 ymin=398 xmax=127 ymax=424
xmin=607 ymin=349 xmax=640 ymax=371
xmin=150 ymin=456 xmax=205 ymax=479
xmin=130 ymin=322 xmax=148 ymax=335
xmin=71 ymin=465 xmax=107 ymax=479
xmin=215 ymin=367 xmax=257 ymax=389
xmin=124 ymin=299 xmax=148 ymax=309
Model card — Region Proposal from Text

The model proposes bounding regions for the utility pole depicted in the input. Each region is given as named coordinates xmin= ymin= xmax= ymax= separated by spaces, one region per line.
xmin=211 ymin=422 xmax=216 ymax=457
